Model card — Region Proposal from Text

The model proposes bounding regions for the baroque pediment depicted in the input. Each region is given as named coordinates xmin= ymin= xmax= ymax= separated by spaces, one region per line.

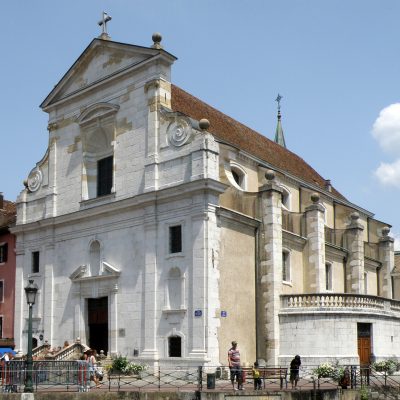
xmin=41 ymin=38 xmax=176 ymax=110
xmin=69 ymin=261 xmax=121 ymax=282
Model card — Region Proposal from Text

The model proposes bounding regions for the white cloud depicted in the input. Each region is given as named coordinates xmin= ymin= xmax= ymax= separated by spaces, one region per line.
xmin=374 ymin=159 xmax=400 ymax=188
xmin=372 ymin=103 xmax=400 ymax=187
xmin=372 ymin=103 xmax=400 ymax=155
xmin=393 ymin=232 xmax=400 ymax=251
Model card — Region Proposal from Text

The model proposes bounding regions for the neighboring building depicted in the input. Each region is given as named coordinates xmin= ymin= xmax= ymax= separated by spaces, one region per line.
xmin=13 ymin=31 xmax=398 ymax=368
xmin=0 ymin=194 xmax=16 ymax=349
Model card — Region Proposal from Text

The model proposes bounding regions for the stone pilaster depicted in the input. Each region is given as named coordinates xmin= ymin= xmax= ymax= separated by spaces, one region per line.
xmin=141 ymin=206 xmax=159 ymax=359
xmin=43 ymin=243 xmax=55 ymax=345
xmin=259 ymin=170 xmax=283 ymax=365
xmin=144 ymin=79 xmax=172 ymax=192
xmin=144 ymin=80 xmax=161 ymax=192
xmin=109 ymin=284 xmax=119 ymax=356
xmin=304 ymin=193 xmax=326 ymax=293
xmin=379 ymin=226 xmax=394 ymax=298
xmin=345 ymin=212 xmax=364 ymax=294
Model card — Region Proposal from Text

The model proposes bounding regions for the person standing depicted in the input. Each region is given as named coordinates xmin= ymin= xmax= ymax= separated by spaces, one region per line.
xmin=228 ymin=341 xmax=243 ymax=390
xmin=289 ymin=355 xmax=301 ymax=389
xmin=86 ymin=349 xmax=100 ymax=387
xmin=252 ymin=361 xmax=262 ymax=390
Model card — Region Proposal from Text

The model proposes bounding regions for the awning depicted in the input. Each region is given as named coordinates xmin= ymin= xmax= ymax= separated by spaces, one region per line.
xmin=0 ymin=347 xmax=16 ymax=356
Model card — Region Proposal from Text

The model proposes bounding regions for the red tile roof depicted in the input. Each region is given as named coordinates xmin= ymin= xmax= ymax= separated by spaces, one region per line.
xmin=171 ymin=85 xmax=345 ymax=200
xmin=0 ymin=199 xmax=16 ymax=228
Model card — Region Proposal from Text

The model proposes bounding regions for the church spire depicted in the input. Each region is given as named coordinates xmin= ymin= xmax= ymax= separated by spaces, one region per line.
xmin=274 ymin=94 xmax=286 ymax=148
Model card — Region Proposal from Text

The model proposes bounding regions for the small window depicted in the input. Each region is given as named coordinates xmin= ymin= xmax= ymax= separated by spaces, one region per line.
xmin=169 ymin=226 xmax=182 ymax=254
xmin=281 ymin=186 xmax=291 ymax=210
xmin=0 ymin=281 xmax=3 ymax=302
xmin=282 ymin=250 xmax=290 ymax=282
xmin=230 ymin=165 xmax=246 ymax=190
xmin=364 ymin=272 xmax=368 ymax=295
xmin=32 ymin=251 xmax=40 ymax=273
xmin=325 ymin=263 xmax=332 ymax=291
xmin=168 ymin=336 xmax=182 ymax=357
xmin=97 ymin=156 xmax=113 ymax=197
xmin=0 ymin=243 xmax=8 ymax=263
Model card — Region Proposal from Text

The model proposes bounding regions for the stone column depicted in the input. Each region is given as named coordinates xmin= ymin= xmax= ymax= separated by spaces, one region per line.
xmin=345 ymin=212 xmax=364 ymax=294
xmin=259 ymin=170 xmax=283 ymax=365
xmin=304 ymin=193 xmax=326 ymax=293
xmin=379 ymin=226 xmax=394 ymax=298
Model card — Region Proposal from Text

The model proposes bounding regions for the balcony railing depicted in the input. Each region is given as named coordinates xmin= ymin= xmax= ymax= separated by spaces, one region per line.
xmin=282 ymin=210 xmax=305 ymax=236
xmin=364 ymin=242 xmax=379 ymax=260
xmin=280 ymin=293 xmax=398 ymax=313
xmin=324 ymin=227 xmax=347 ymax=249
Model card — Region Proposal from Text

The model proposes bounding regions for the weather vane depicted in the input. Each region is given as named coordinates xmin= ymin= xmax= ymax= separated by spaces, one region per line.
xmin=276 ymin=94 xmax=283 ymax=112
xmin=98 ymin=12 xmax=112 ymax=35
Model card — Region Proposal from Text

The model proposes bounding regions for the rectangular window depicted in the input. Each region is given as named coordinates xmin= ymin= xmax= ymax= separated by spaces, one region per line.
xmin=97 ymin=156 xmax=113 ymax=197
xmin=169 ymin=225 xmax=182 ymax=254
xmin=282 ymin=251 xmax=290 ymax=282
xmin=364 ymin=272 xmax=368 ymax=295
xmin=325 ymin=263 xmax=332 ymax=291
xmin=32 ymin=251 xmax=40 ymax=273
xmin=0 ymin=281 xmax=3 ymax=302
xmin=0 ymin=243 xmax=8 ymax=263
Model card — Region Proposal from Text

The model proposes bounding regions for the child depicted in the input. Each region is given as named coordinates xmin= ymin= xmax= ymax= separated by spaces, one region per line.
xmin=252 ymin=361 xmax=262 ymax=390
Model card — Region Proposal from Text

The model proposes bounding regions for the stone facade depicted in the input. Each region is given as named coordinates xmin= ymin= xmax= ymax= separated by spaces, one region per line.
xmin=12 ymin=34 xmax=400 ymax=368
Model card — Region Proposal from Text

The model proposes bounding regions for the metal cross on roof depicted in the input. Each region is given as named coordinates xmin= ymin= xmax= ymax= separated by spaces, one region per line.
xmin=98 ymin=12 xmax=112 ymax=35
xmin=275 ymin=94 xmax=283 ymax=111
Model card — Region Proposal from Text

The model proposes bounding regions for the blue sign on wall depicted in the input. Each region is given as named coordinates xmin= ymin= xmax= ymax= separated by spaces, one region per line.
xmin=194 ymin=310 xmax=202 ymax=317
xmin=221 ymin=311 xmax=227 ymax=317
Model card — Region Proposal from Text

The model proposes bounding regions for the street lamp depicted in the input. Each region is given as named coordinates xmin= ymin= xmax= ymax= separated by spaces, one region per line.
xmin=24 ymin=279 xmax=38 ymax=393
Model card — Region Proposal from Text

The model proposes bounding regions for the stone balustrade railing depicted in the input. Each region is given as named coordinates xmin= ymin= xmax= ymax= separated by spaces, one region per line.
xmin=280 ymin=293 xmax=400 ymax=313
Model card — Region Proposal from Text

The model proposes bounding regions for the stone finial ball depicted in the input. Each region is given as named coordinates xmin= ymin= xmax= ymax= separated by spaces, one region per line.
xmin=265 ymin=170 xmax=275 ymax=181
xmin=350 ymin=211 xmax=359 ymax=221
xmin=381 ymin=226 xmax=390 ymax=236
xmin=199 ymin=118 xmax=210 ymax=131
xmin=152 ymin=32 xmax=162 ymax=44
xmin=310 ymin=192 xmax=320 ymax=203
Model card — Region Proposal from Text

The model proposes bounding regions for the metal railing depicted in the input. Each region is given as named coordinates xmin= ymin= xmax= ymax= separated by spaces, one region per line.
xmin=2 ymin=362 xmax=400 ymax=393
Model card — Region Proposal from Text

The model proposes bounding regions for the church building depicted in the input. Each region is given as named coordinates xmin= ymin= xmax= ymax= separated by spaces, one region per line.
xmin=12 ymin=25 xmax=399 ymax=368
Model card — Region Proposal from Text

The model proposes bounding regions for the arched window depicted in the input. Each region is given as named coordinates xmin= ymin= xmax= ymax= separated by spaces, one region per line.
xmin=282 ymin=249 xmax=291 ymax=282
xmin=78 ymin=103 xmax=119 ymax=200
xmin=168 ymin=335 xmax=182 ymax=357
xmin=90 ymin=241 xmax=101 ymax=276
xmin=325 ymin=262 xmax=332 ymax=291
xmin=167 ymin=267 xmax=182 ymax=309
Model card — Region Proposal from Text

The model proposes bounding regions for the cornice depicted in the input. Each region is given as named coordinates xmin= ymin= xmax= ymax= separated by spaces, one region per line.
xmin=12 ymin=179 xmax=227 ymax=235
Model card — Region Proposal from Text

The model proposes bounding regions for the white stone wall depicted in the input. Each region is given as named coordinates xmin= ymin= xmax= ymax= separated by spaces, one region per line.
xmin=279 ymin=311 xmax=400 ymax=366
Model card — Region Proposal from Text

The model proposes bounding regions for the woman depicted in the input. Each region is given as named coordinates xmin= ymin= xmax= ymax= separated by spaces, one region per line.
xmin=86 ymin=349 xmax=100 ymax=387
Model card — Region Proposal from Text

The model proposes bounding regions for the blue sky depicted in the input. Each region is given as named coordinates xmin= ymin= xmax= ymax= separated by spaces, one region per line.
xmin=2 ymin=1 xmax=400 ymax=248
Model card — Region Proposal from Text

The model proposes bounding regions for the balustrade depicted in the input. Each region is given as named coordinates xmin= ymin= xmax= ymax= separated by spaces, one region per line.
xmin=281 ymin=293 xmax=391 ymax=313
